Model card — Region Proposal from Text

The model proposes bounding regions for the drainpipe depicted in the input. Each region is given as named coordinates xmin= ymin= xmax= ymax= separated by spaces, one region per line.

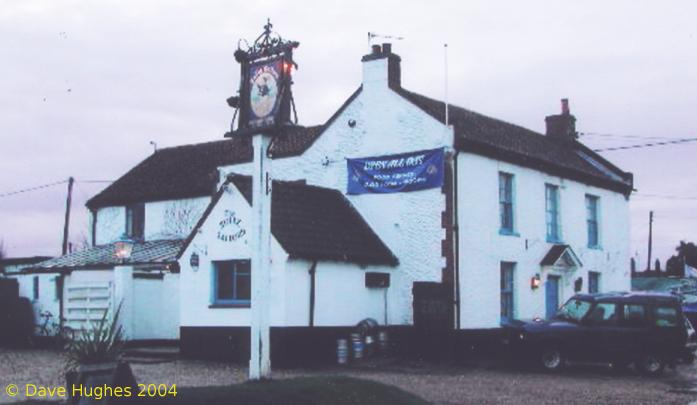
xmin=453 ymin=151 xmax=461 ymax=330
xmin=308 ymin=261 xmax=317 ymax=327
xmin=57 ymin=272 xmax=65 ymax=330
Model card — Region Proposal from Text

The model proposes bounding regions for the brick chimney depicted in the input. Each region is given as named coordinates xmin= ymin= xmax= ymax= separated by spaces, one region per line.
xmin=361 ymin=43 xmax=401 ymax=90
xmin=545 ymin=98 xmax=577 ymax=141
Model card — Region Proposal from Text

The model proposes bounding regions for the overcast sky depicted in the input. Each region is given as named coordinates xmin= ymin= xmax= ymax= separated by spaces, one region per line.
xmin=1 ymin=1 xmax=695 ymax=270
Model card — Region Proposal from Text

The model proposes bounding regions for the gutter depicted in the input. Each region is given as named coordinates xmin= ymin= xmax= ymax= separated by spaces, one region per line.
xmin=453 ymin=150 xmax=461 ymax=330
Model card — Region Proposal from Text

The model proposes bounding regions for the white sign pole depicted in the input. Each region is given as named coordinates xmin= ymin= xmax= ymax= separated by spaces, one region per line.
xmin=249 ymin=132 xmax=272 ymax=380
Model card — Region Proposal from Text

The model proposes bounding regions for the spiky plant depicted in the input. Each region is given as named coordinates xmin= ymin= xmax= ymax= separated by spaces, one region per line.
xmin=65 ymin=303 xmax=125 ymax=371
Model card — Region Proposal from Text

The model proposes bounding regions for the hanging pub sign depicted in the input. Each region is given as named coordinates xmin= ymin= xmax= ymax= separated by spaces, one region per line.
xmin=230 ymin=19 xmax=299 ymax=134
xmin=347 ymin=148 xmax=445 ymax=195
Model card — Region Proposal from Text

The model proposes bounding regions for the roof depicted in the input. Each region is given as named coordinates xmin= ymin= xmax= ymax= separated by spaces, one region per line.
xmin=25 ymin=239 xmax=184 ymax=272
xmin=574 ymin=291 xmax=680 ymax=304
xmin=86 ymin=125 xmax=323 ymax=209
xmin=394 ymin=88 xmax=634 ymax=195
xmin=180 ymin=175 xmax=398 ymax=266
xmin=540 ymin=244 xmax=582 ymax=267
xmin=0 ymin=256 xmax=53 ymax=266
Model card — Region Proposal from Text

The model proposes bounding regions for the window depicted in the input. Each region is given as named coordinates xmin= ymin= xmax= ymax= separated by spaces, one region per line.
xmin=586 ymin=302 xmax=617 ymax=325
xmin=500 ymin=262 xmax=515 ymax=323
xmin=32 ymin=276 xmax=39 ymax=300
xmin=126 ymin=203 xmax=145 ymax=240
xmin=499 ymin=173 xmax=515 ymax=234
xmin=653 ymin=306 xmax=679 ymax=328
xmin=622 ymin=304 xmax=647 ymax=327
xmin=558 ymin=298 xmax=592 ymax=322
xmin=545 ymin=184 xmax=561 ymax=242
xmin=588 ymin=271 xmax=600 ymax=294
xmin=586 ymin=195 xmax=600 ymax=248
xmin=212 ymin=260 xmax=251 ymax=305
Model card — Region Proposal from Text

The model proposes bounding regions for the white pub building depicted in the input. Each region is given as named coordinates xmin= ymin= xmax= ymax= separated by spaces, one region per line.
xmin=9 ymin=25 xmax=633 ymax=364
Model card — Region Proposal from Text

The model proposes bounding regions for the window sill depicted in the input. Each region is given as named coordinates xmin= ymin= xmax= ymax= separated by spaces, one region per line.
xmin=208 ymin=303 xmax=250 ymax=309
xmin=546 ymin=237 xmax=564 ymax=244
xmin=587 ymin=245 xmax=603 ymax=251
xmin=499 ymin=229 xmax=520 ymax=237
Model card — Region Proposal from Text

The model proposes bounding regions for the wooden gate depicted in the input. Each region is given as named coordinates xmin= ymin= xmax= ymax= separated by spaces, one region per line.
xmin=64 ymin=282 xmax=113 ymax=332
xmin=412 ymin=282 xmax=454 ymax=360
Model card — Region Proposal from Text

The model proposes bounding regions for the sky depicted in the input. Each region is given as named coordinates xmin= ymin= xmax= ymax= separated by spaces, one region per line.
xmin=0 ymin=0 xmax=695 ymax=270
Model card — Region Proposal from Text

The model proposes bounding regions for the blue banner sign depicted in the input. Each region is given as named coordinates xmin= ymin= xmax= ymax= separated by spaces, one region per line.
xmin=347 ymin=148 xmax=445 ymax=194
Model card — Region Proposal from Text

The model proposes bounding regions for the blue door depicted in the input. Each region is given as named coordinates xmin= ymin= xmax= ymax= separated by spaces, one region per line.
xmin=546 ymin=276 xmax=560 ymax=319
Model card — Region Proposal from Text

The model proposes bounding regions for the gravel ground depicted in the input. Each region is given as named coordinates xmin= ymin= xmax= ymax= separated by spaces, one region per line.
xmin=2 ymin=349 xmax=697 ymax=404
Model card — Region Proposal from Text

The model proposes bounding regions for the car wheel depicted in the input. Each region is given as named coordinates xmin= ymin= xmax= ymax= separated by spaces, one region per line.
xmin=540 ymin=347 xmax=564 ymax=372
xmin=636 ymin=354 xmax=665 ymax=376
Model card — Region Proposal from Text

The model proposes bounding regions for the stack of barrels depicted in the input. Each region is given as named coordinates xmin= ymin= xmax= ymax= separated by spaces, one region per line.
xmin=337 ymin=330 xmax=389 ymax=365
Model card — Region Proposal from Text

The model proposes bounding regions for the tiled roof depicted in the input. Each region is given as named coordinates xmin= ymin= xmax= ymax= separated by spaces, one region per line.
xmin=86 ymin=125 xmax=323 ymax=209
xmin=25 ymin=239 xmax=184 ymax=271
xmin=540 ymin=244 xmax=582 ymax=267
xmin=395 ymin=88 xmax=633 ymax=194
xmin=180 ymin=175 xmax=398 ymax=266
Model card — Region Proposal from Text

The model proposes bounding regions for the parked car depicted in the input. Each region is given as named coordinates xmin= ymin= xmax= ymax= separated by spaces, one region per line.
xmin=502 ymin=292 xmax=696 ymax=375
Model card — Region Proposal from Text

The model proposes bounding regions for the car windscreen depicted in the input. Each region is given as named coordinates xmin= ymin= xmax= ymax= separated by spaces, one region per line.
xmin=556 ymin=298 xmax=592 ymax=322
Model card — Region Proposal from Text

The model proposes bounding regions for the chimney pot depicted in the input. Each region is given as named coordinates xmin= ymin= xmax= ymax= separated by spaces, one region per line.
xmin=371 ymin=44 xmax=381 ymax=54
xmin=382 ymin=43 xmax=392 ymax=53
xmin=561 ymin=98 xmax=570 ymax=115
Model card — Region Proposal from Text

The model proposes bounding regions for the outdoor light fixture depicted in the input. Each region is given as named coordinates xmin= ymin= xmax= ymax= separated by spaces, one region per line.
xmin=190 ymin=252 xmax=200 ymax=272
xmin=114 ymin=234 xmax=135 ymax=263
xmin=531 ymin=273 xmax=541 ymax=290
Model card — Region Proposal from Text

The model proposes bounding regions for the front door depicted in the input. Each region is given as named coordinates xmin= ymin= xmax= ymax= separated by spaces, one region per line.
xmin=546 ymin=276 xmax=560 ymax=319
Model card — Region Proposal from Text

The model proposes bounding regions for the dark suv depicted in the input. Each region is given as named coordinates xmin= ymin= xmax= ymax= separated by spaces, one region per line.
xmin=502 ymin=292 xmax=695 ymax=375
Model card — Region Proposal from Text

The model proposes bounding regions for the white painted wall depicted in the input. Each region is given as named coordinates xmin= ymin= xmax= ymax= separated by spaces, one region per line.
xmin=95 ymin=206 xmax=125 ymax=245
xmin=179 ymin=184 xmax=287 ymax=327
xmin=456 ymin=152 xmax=631 ymax=329
xmin=94 ymin=197 xmax=210 ymax=245
xmin=144 ymin=197 xmax=209 ymax=240
xmin=178 ymin=181 xmax=396 ymax=328
xmin=266 ymin=57 xmax=453 ymax=325
xmin=131 ymin=273 xmax=180 ymax=340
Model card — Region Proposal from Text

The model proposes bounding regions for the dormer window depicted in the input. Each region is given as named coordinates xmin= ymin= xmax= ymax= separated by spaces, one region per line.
xmin=126 ymin=203 xmax=145 ymax=240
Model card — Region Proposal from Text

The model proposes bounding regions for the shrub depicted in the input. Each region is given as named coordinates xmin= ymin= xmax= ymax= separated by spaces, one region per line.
xmin=65 ymin=303 xmax=124 ymax=370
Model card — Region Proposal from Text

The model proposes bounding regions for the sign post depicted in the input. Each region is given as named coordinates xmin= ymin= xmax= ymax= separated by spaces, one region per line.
xmin=226 ymin=20 xmax=299 ymax=381
xmin=249 ymin=133 xmax=272 ymax=379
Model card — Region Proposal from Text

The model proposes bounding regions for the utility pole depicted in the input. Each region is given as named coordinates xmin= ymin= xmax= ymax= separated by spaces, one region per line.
xmin=646 ymin=211 xmax=653 ymax=271
xmin=62 ymin=177 xmax=74 ymax=255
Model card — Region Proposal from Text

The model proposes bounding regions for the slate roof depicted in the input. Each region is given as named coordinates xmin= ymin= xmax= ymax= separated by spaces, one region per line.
xmin=394 ymin=88 xmax=634 ymax=194
xmin=25 ymin=239 xmax=184 ymax=272
xmin=180 ymin=175 xmax=398 ymax=266
xmin=86 ymin=125 xmax=323 ymax=209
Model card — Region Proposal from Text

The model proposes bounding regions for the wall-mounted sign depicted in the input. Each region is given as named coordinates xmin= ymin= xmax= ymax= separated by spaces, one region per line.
xmin=217 ymin=210 xmax=246 ymax=242
xmin=347 ymin=148 xmax=445 ymax=195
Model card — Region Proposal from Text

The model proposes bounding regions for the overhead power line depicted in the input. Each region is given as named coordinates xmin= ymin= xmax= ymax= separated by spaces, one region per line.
xmin=0 ymin=180 xmax=68 ymax=198
xmin=579 ymin=132 xmax=678 ymax=141
xmin=0 ymin=178 xmax=113 ymax=199
xmin=634 ymin=193 xmax=697 ymax=201
xmin=592 ymin=137 xmax=697 ymax=152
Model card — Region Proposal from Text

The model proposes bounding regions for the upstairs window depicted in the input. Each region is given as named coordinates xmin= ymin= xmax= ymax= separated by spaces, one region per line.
xmin=32 ymin=276 xmax=39 ymax=301
xmin=213 ymin=260 xmax=251 ymax=306
xmin=499 ymin=172 xmax=515 ymax=234
xmin=586 ymin=195 xmax=600 ymax=248
xmin=126 ymin=203 xmax=145 ymax=240
xmin=545 ymin=184 xmax=561 ymax=242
